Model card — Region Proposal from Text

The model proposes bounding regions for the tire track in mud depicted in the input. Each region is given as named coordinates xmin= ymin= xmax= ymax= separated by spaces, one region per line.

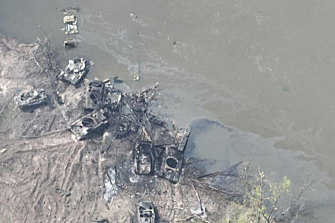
xmin=57 ymin=142 xmax=87 ymax=220
xmin=0 ymin=131 xmax=77 ymax=222
xmin=90 ymin=151 xmax=104 ymax=221
xmin=0 ymin=141 xmax=58 ymax=223
xmin=31 ymin=152 xmax=53 ymax=222
xmin=0 ymin=36 xmax=108 ymax=223
xmin=61 ymin=143 xmax=85 ymax=190
xmin=72 ymin=146 xmax=89 ymax=222
xmin=68 ymin=144 xmax=104 ymax=222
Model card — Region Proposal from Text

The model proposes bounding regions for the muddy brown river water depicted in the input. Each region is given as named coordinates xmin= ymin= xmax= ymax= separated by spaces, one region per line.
xmin=1 ymin=0 xmax=335 ymax=222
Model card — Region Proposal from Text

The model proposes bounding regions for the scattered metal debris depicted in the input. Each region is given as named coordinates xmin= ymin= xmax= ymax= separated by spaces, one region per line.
xmin=56 ymin=7 xmax=80 ymax=12
xmin=105 ymin=90 xmax=122 ymax=112
xmin=175 ymin=128 xmax=191 ymax=152
xmin=58 ymin=58 xmax=90 ymax=86
xmin=55 ymin=188 xmax=71 ymax=197
xmin=3 ymin=34 xmax=305 ymax=223
xmin=53 ymin=91 xmax=64 ymax=105
xmin=103 ymin=167 xmax=119 ymax=203
xmin=14 ymin=89 xmax=48 ymax=111
xmin=70 ymin=109 xmax=108 ymax=140
xmin=60 ymin=74 xmax=188 ymax=182
xmin=133 ymin=72 xmax=140 ymax=81
xmin=130 ymin=12 xmax=138 ymax=20
xmin=92 ymin=219 xmax=109 ymax=223
xmin=64 ymin=38 xmax=78 ymax=48
xmin=137 ymin=200 xmax=155 ymax=223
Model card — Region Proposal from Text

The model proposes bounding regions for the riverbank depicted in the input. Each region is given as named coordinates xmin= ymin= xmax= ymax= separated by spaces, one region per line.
xmin=0 ymin=35 xmax=246 ymax=222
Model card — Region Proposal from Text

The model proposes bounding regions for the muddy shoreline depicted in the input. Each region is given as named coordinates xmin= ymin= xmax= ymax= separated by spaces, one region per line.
xmin=0 ymin=35 xmax=242 ymax=222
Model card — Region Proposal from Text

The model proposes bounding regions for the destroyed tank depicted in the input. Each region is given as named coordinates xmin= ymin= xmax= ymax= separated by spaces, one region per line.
xmin=14 ymin=89 xmax=48 ymax=111
xmin=58 ymin=58 xmax=89 ymax=86
xmin=154 ymin=146 xmax=184 ymax=183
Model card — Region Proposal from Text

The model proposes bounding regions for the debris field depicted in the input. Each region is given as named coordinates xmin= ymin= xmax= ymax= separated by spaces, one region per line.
xmin=0 ymin=34 xmax=249 ymax=223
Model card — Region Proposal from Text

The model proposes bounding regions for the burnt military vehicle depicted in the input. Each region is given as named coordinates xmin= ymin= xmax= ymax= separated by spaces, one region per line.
xmin=63 ymin=13 xmax=78 ymax=35
xmin=132 ymin=120 xmax=191 ymax=183
xmin=154 ymin=146 xmax=184 ymax=183
xmin=14 ymin=89 xmax=48 ymax=111
xmin=58 ymin=58 xmax=89 ymax=86
xmin=152 ymin=127 xmax=191 ymax=183
xmin=85 ymin=80 xmax=105 ymax=111
xmin=70 ymin=109 xmax=109 ymax=140
xmin=137 ymin=201 xmax=156 ymax=223
xmin=85 ymin=79 xmax=122 ymax=112
xmin=153 ymin=128 xmax=190 ymax=183
xmin=134 ymin=141 xmax=154 ymax=175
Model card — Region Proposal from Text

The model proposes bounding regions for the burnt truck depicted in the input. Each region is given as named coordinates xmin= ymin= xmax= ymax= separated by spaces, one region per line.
xmin=14 ymin=89 xmax=48 ymax=111
xmin=70 ymin=109 xmax=109 ymax=140
xmin=58 ymin=58 xmax=89 ymax=86
xmin=137 ymin=201 xmax=155 ymax=223
xmin=134 ymin=141 xmax=154 ymax=175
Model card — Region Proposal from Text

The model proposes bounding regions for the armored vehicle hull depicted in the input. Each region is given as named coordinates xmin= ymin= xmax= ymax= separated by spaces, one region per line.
xmin=70 ymin=109 xmax=108 ymax=140
xmin=14 ymin=89 xmax=48 ymax=111
xmin=154 ymin=146 xmax=184 ymax=183
xmin=59 ymin=58 xmax=89 ymax=86
xmin=134 ymin=141 xmax=154 ymax=175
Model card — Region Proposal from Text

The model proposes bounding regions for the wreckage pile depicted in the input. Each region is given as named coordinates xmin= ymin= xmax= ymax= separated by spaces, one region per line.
xmin=3 ymin=34 xmax=303 ymax=222
xmin=14 ymin=57 xmax=192 ymax=221
xmin=4 ymin=10 xmax=305 ymax=222
xmin=66 ymin=74 xmax=191 ymax=184
xmin=8 ymin=33 xmax=264 ymax=221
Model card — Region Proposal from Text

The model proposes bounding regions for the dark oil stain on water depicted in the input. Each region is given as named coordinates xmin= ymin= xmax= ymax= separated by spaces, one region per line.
xmin=2 ymin=0 xmax=335 ymax=221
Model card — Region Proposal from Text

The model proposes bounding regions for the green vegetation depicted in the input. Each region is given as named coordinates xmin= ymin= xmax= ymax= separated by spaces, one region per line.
xmin=226 ymin=169 xmax=303 ymax=223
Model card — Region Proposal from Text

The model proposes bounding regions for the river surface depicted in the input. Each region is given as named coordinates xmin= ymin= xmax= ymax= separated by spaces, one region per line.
xmin=1 ymin=0 xmax=335 ymax=222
